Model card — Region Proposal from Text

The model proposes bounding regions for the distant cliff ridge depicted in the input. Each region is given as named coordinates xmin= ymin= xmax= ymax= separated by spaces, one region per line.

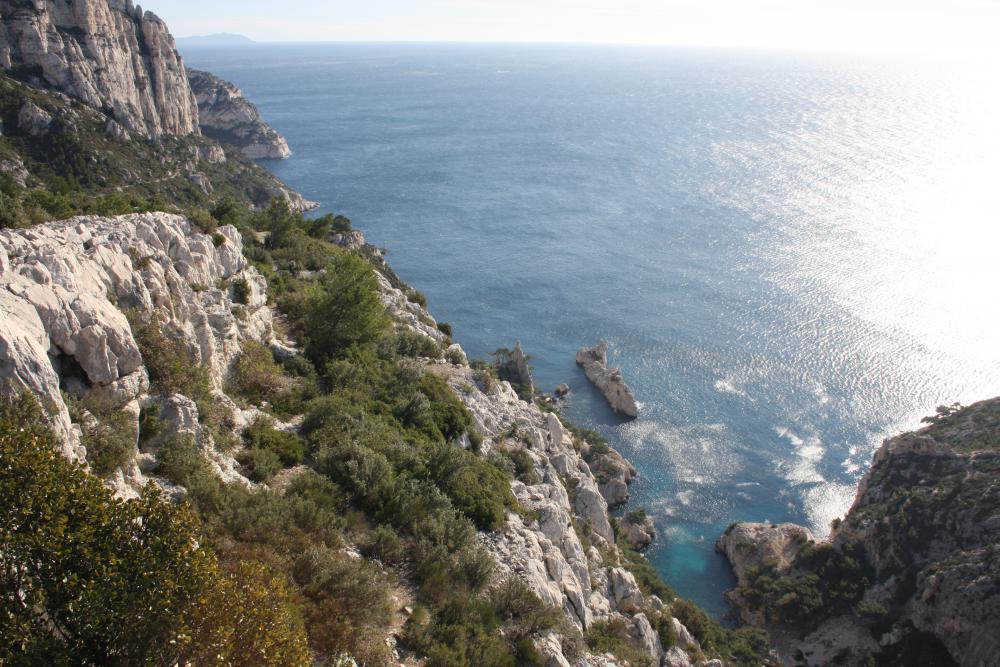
xmin=177 ymin=33 xmax=255 ymax=47
xmin=188 ymin=69 xmax=291 ymax=160
xmin=0 ymin=0 xmax=199 ymax=138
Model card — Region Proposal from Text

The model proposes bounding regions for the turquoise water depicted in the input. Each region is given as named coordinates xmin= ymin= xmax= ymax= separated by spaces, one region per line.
xmin=183 ymin=44 xmax=1000 ymax=618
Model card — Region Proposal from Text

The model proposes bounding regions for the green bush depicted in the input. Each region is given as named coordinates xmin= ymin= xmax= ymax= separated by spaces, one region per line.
xmin=397 ymin=330 xmax=441 ymax=359
xmin=130 ymin=313 xmax=212 ymax=399
xmin=78 ymin=407 xmax=137 ymax=477
xmin=298 ymin=252 xmax=390 ymax=363
xmin=406 ymin=288 xmax=428 ymax=308
xmin=156 ymin=434 xmax=208 ymax=486
xmin=232 ymin=276 xmax=252 ymax=305
xmin=361 ymin=524 xmax=406 ymax=566
xmin=244 ymin=416 xmax=304 ymax=467
xmin=228 ymin=341 xmax=288 ymax=405
xmin=586 ymin=619 xmax=654 ymax=667
xmin=239 ymin=447 xmax=283 ymax=482
xmin=188 ymin=207 xmax=218 ymax=235
xmin=0 ymin=393 xmax=311 ymax=665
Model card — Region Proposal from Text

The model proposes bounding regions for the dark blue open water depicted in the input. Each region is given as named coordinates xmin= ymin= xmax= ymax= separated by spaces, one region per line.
xmin=183 ymin=43 xmax=1000 ymax=618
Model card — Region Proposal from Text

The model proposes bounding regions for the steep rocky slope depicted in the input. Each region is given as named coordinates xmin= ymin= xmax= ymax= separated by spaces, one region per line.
xmin=188 ymin=68 xmax=291 ymax=159
xmin=0 ymin=213 xmax=274 ymax=497
xmin=0 ymin=213 xmax=733 ymax=666
xmin=718 ymin=400 xmax=1000 ymax=666
xmin=0 ymin=71 xmax=313 ymax=217
xmin=0 ymin=0 xmax=199 ymax=138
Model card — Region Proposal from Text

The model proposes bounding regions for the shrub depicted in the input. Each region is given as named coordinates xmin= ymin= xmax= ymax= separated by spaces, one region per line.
xmin=299 ymin=252 xmax=390 ymax=363
xmin=405 ymin=288 xmax=428 ymax=308
xmin=0 ymin=394 xmax=312 ymax=665
xmin=586 ymin=619 xmax=654 ymax=667
xmin=182 ymin=561 xmax=313 ymax=666
xmin=232 ymin=276 xmax=252 ymax=305
xmin=228 ymin=341 xmax=289 ymax=405
xmin=188 ymin=207 xmax=218 ymax=235
xmin=361 ymin=525 xmax=406 ymax=566
xmin=291 ymin=545 xmax=394 ymax=664
xmin=79 ymin=408 xmax=137 ymax=477
xmin=130 ymin=313 xmax=212 ymax=399
xmin=239 ymin=447 xmax=283 ymax=482
xmin=445 ymin=346 xmax=465 ymax=365
xmin=509 ymin=447 xmax=540 ymax=485
xmin=157 ymin=434 xmax=208 ymax=486
xmin=396 ymin=330 xmax=441 ymax=359
xmin=244 ymin=416 xmax=304 ymax=467
xmin=436 ymin=321 xmax=453 ymax=337
xmin=438 ymin=456 xmax=513 ymax=532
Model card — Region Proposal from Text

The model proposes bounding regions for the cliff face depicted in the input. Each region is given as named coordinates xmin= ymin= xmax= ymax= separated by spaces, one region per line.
xmin=0 ymin=214 xmax=273 ymax=496
xmin=0 ymin=0 xmax=199 ymax=137
xmin=187 ymin=69 xmax=291 ymax=160
xmin=718 ymin=400 xmax=1000 ymax=666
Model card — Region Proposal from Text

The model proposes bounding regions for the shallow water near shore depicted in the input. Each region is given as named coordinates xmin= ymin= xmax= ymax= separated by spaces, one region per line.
xmin=184 ymin=43 xmax=1000 ymax=617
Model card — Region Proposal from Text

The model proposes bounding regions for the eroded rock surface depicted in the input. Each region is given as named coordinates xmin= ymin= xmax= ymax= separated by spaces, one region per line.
xmin=0 ymin=0 xmax=200 ymax=137
xmin=0 ymin=213 xmax=273 ymax=495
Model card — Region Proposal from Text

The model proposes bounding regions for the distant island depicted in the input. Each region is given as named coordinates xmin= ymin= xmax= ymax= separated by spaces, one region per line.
xmin=177 ymin=32 xmax=255 ymax=47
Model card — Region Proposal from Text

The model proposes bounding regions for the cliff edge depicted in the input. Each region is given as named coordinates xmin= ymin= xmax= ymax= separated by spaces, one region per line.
xmin=717 ymin=399 xmax=1000 ymax=666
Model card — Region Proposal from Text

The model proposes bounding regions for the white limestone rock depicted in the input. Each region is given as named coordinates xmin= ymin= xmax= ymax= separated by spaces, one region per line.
xmin=0 ymin=212 xmax=273 ymax=493
xmin=0 ymin=0 xmax=200 ymax=137
xmin=576 ymin=341 xmax=638 ymax=418
xmin=17 ymin=100 xmax=52 ymax=136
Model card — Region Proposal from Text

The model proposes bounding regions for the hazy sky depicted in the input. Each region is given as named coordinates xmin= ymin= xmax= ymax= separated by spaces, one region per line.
xmin=156 ymin=0 xmax=1000 ymax=54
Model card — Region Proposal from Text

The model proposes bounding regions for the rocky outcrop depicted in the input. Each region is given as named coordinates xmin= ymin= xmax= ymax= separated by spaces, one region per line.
xmin=0 ymin=0 xmax=200 ymax=138
xmin=496 ymin=340 xmax=534 ymax=395
xmin=0 ymin=213 xmax=274 ymax=495
xmin=619 ymin=512 xmax=656 ymax=552
xmin=718 ymin=399 xmax=1000 ymax=666
xmin=187 ymin=68 xmax=291 ymax=160
xmin=576 ymin=342 xmax=637 ymax=418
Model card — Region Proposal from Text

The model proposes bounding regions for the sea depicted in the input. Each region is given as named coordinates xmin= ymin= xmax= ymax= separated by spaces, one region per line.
xmin=182 ymin=43 xmax=1000 ymax=618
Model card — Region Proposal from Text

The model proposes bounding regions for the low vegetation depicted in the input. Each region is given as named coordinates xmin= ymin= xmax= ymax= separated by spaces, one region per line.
xmin=0 ymin=394 xmax=311 ymax=665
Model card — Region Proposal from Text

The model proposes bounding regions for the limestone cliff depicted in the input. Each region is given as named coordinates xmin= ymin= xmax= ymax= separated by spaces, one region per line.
xmin=717 ymin=399 xmax=1000 ymax=666
xmin=0 ymin=0 xmax=199 ymax=138
xmin=0 ymin=214 xmax=275 ymax=496
xmin=187 ymin=68 xmax=291 ymax=160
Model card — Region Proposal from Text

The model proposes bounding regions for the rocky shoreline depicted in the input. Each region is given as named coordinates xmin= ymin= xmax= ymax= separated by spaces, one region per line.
xmin=716 ymin=399 xmax=1000 ymax=666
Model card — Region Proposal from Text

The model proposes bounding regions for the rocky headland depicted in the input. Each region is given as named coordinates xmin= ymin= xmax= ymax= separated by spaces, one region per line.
xmin=577 ymin=341 xmax=639 ymax=419
xmin=717 ymin=399 xmax=1000 ymax=666
xmin=188 ymin=68 xmax=292 ymax=159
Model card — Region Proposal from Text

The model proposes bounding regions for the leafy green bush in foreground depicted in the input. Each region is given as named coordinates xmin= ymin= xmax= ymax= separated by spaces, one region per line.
xmin=0 ymin=393 xmax=311 ymax=665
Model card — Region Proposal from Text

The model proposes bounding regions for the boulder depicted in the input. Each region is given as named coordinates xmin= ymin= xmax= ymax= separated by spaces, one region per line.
xmin=18 ymin=100 xmax=52 ymax=136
